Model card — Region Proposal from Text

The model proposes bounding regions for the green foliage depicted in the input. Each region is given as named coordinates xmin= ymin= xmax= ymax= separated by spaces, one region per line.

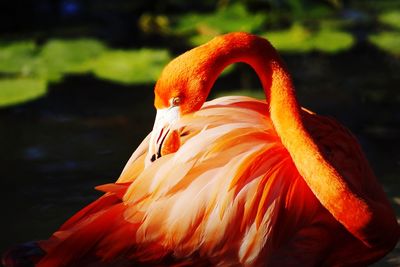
xmin=0 ymin=39 xmax=106 ymax=82
xmin=90 ymin=49 xmax=170 ymax=84
xmin=352 ymin=0 xmax=400 ymax=12
xmin=312 ymin=28 xmax=355 ymax=53
xmin=0 ymin=78 xmax=47 ymax=107
xmin=303 ymin=5 xmax=335 ymax=20
xmin=264 ymin=24 xmax=311 ymax=53
xmin=172 ymin=3 xmax=267 ymax=46
xmin=38 ymin=39 xmax=107 ymax=82
xmin=369 ymin=32 xmax=400 ymax=56
xmin=287 ymin=0 xmax=305 ymax=20
xmin=2 ymin=0 xmax=400 ymax=108
xmin=168 ymin=0 xmax=355 ymax=54
xmin=0 ymin=39 xmax=171 ymax=107
xmin=0 ymin=41 xmax=39 ymax=75
xmin=264 ymin=24 xmax=355 ymax=53
xmin=368 ymin=10 xmax=400 ymax=56
xmin=378 ymin=11 xmax=400 ymax=29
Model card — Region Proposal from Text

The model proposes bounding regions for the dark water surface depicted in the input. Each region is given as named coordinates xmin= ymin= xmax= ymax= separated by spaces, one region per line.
xmin=0 ymin=78 xmax=156 ymax=253
xmin=0 ymin=45 xmax=399 ymax=266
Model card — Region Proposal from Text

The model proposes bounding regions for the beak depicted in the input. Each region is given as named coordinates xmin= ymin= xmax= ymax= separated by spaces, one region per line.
xmin=146 ymin=106 xmax=181 ymax=166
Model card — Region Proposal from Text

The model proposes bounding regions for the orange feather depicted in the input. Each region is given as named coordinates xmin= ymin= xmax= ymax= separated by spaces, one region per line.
xmin=4 ymin=32 xmax=398 ymax=267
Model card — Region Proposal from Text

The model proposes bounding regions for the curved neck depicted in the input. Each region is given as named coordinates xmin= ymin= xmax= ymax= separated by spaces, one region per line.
xmin=197 ymin=33 xmax=317 ymax=174
xmin=198 ymin=33 xmax=300 ymax=146
xmin=195 ymin=33 xmax=387 ymax=246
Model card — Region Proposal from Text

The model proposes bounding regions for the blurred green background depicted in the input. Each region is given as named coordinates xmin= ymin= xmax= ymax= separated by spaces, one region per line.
xmin=0 ymin=0 xmax=399 ymax=266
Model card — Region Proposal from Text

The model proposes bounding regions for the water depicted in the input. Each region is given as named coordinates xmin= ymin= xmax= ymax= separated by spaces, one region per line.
xmin=0 ymin=45 xmax=399 ymax=265
xmin=0 ymin=77 xmax=155 ymax=254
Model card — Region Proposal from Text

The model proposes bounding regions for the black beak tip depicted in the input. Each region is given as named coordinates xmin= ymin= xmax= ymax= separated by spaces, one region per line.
xmin=150 ymin=154 xmax=157 ymax=162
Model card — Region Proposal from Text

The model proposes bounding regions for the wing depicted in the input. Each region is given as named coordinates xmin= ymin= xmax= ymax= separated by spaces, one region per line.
xmin=30 ymin=97 xmax=395 ymax=267
xmin=31 ymin=97 xmax=320 ymax=266
xmin=302 ymin=109 xmax=399 ymax=265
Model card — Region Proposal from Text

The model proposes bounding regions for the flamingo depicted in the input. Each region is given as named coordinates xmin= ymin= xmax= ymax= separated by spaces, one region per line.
xmin=3 ymin=32 xmax=399 ymax=267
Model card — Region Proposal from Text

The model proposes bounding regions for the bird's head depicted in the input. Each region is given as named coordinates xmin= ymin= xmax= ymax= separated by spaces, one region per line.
xmin=146 ymin=48 xmax=213 ymax=165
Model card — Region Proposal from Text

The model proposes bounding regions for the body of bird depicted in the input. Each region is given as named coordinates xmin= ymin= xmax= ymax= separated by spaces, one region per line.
xmin=3 ymin=32 xmax=399 ymax=267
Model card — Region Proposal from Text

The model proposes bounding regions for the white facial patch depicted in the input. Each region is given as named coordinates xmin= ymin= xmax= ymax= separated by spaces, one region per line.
xmin=154 ymin=106 xmax=180 ymax=128
xmin=146 ymin=106 xmax=181 ymax=167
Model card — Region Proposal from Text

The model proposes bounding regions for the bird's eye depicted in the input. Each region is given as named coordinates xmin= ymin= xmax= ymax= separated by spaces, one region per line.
xmin=171 ymin=97 xmax=181 ymax=106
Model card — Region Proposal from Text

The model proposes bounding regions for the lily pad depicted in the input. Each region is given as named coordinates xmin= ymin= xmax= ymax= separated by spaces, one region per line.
xmin=173 ymin=3 xmax=266 ymax=46
xmin=312 ymin=29 xmax=355 ymax=53
xmin=91 ymin=49 xmax=170 ymax=84
xmin=378 ymin=11 xmax=400 ymax=30
xmin=0 ymin=39 xmax=172 ymax=106
xmin=264 ymin=24 xmax=354 ymax=54
xmin=369 ymin=31 xmax=400 ymax=56
xmin=0 ymin=78 xmax=47 ymax=107
xmin=264 ymin=24 xmax=312 ymax=53
xmin=0 ymin=41 xmax=39 ymax=75
xmin=38 ymin=39 xmax=107 ymax=82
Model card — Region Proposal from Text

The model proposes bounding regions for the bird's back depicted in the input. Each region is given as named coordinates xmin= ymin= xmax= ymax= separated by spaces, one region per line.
xmin=15 ymin=96 xmax=386 ymax=267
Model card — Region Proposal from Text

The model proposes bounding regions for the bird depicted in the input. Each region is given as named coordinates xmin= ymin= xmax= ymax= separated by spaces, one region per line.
xmin=3 ymin=32 xmax=399 ymax=267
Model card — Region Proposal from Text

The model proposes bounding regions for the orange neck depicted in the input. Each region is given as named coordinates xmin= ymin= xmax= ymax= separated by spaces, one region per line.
xmin=186 ymin=32 xmax=394 ymax=247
